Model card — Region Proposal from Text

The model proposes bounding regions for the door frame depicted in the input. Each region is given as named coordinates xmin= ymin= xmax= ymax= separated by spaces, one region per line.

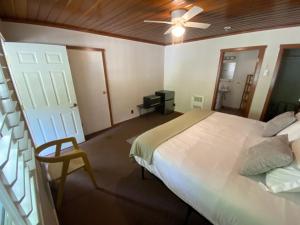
xmin=66 ymin=45 xmax=114 ymax=126
xmin=211 ymin=45 xmax=267 ymax=117
xmin=260 ymin=44 xmax=300 ymax=121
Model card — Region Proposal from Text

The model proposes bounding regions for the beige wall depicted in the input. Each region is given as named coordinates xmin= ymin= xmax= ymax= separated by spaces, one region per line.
xmin=3 ymin=22 xmax=300 ymax=121
xmin=164 ymin=26 xmax=300 ymax=119
xmin=1 ymin=22 xmax=164 ymax=124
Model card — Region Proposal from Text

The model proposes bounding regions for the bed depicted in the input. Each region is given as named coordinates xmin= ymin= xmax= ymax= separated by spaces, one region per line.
xmin=133 ymin=112 xmax=300 ymax=225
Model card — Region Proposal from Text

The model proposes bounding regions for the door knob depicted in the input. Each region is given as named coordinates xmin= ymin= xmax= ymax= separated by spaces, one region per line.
xmin=102 ymin=91 xmax=107 ymax=95
xmin=71 ymin=103 xmax=77 ymax=108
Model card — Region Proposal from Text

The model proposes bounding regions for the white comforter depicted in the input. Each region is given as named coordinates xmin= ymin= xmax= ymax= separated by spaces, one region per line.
xmin=135 ymin=112 xmax=300 ymax=225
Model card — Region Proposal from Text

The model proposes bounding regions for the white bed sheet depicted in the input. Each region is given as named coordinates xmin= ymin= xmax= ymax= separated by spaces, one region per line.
xmin=135 ymin=112 xmax=300 ymax=225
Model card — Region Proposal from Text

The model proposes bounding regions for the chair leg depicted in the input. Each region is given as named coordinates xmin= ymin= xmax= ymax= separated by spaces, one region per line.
xmin=56 ymin=162 xmax=69 ymax=210
xmin=82 ymin=155 xmax=98 ymax=188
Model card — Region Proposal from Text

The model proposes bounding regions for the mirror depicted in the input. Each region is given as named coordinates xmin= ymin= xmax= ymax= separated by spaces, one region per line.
xmin=221 ymin=62 xmax=236 ymax=80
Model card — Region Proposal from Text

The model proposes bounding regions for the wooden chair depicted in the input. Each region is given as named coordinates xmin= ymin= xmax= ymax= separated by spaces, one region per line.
xmin=35 ymin=137 xmax=98 ymax=210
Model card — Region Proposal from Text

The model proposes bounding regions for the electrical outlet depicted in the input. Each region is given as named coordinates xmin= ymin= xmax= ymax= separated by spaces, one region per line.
xmin=131 ymin=109 xmax=134 ymax=114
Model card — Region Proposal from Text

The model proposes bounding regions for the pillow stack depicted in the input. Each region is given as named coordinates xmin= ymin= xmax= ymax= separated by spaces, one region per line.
xmin=265 ymin=138 xmax=300 ymax=193
xmin=292 ymin=138 xmax=300 ymax=167
xmin=239 ymin=135 xmax=293 ymax=176
xmin=239 ymin=111 xmax=300 ymax=193
xmin=262 ymin=111 xmax=296 ymax=137
xmin=277 ymin=113 xmax=300 ymax=142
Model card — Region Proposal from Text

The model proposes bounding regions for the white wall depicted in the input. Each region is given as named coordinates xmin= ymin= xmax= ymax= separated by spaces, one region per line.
xmin=164 ymin=26 xmax=300 ymax=119
xmin=222 ymin=50 xmax=259 ymax=109
xmin=1 ymin=22 xmax=164 ymax=124
xmin=4 ymin=22 xmax=300 ymax=121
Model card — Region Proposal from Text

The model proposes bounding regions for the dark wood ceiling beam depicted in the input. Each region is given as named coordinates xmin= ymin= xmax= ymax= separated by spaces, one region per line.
xmin=96 ymin=1 xmax=172 ymax=31
xmin=56 ymin=0 xmax=84 ymax=24
xmin=87 ymin=0 xmax=143 ymax=29
xmin=15 ymin=0 xmax=27 ymax=18
xmin=26 ymin=0 xmax=41 ymax=20
xmin=52 ymin=0 xmax=72 ymax=22
xmin=1 ymin=0 xmax=300 ymax=45
xmin=46 ymin=0 xmax=70 ymax=22
xmin=76 ymin=0 xmax=102 ymax=26
xmin=0 ymin=0 xmax=17 ymax=18
xmin=1 ymin=18 xmax=165 ymax=45
xmin=0 ymin=1 xmax=8 ymax=17
xmin=36 ymin=0 xmax=55 ymax=21
xmin=66 ymin=0 xmax=100 ymax=26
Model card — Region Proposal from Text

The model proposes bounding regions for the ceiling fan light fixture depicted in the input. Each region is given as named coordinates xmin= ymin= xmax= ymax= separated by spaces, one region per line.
xmin=144 ymin=6 xmax=210 ymax=38
xmin=172 ymin=25 xmax=186 ymax=37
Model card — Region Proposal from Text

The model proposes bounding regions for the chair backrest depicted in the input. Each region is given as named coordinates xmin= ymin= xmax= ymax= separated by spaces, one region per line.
xmin=35 ymin=137 xmax=79 ymax=163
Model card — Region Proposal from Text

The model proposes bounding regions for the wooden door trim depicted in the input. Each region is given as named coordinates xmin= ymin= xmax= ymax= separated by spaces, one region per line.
xmin=260 ymin=44 xmax=300 ymax=121
xmin=211 ymin=45 xmax=267 ymax=117
xmin=100 ymin=50 xmax=114 ymax=126
xmin=66 ymin=45 xmax=114 ymax=126
xmin=66 ymin=45 xmax=105 ymax=52
xmin=211 ymin=51 xmax=225 ymax=112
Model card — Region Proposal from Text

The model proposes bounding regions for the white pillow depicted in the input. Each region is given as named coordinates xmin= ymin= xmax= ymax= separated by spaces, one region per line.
xmin=265 ymin=163 xmax=300 ymax=193
xmin=277 ymin=120 xmax=300 ymax=142
xmin=292 ymin=138 xmax=300 ymax=169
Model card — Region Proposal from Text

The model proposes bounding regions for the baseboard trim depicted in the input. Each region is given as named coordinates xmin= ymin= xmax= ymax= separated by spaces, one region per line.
xmin=174 ymin=111 xmax=184 ymax=115
xmin=85 ymin=111 xmax=181 ymax=140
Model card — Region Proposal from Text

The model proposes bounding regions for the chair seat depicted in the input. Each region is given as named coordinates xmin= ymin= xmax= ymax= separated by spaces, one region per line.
xmin=35 ymin=137 xmax=98 ymax=209
xmin=47 ymin=150 xmax=85 ymax=181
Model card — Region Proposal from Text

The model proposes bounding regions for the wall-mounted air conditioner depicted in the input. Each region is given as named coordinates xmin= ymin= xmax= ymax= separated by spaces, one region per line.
xmin=191 ymin=95 xmax=204 ymax=109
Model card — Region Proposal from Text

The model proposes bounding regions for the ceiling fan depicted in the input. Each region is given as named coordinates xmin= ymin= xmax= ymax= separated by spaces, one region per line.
xmin=144 ymin=6 xmax=211 ymax=37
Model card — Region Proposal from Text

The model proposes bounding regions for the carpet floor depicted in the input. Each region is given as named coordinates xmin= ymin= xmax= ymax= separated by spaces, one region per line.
xmin=57 ymin=112 xmax=212 ymax=225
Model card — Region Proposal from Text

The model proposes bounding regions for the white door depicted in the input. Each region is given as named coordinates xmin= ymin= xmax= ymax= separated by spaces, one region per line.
xmin=4 ymin=42 xmax=85 ymax=155
xmin=67 ymin=48 xmax=112 ymax=135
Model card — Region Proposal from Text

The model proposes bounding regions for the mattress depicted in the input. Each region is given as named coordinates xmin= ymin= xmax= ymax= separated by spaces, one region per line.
xmin=135 ymin=112 xmax=300 ymax=225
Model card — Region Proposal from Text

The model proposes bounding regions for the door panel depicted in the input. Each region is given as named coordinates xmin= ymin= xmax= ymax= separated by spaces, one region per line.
xmin=4 ymin=42 xmax=85 ymax=154
xmin=23 ymin=71 xmax=48 ymax=107
xmin=50 ymin=71 xmax=72 ymax=105
xmin=67 ymin=48 xmax=112 ymax=135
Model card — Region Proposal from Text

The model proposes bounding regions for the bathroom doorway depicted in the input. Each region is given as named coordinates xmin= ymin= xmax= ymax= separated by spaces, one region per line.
xmin=261 ymin=44 xmax=300 ymax=121
xmin=212 ymin=46 xmax=266 ymax=117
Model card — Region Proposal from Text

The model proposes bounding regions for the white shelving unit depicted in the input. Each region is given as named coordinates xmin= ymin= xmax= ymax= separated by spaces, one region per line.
xmin=0 ymin=36 xmax=42 ymax=225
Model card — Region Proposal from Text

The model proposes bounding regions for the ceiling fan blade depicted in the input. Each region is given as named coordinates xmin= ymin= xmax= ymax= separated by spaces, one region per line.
xmin=144 ymin=20 xmax=173 ymax=25
xmin=182 ymin=6 xmax=203 ymax=21
xmin=164 ymin=26 xmax=173 ymax=35
xmin=185 ymin=22 xmax=211 ymax=29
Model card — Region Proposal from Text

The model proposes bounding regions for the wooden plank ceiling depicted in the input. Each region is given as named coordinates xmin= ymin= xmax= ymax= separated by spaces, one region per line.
xmin=1 ymin=0 xmax=300 ymax=45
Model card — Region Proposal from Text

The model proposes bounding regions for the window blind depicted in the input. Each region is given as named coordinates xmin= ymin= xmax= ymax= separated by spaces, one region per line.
xmin=0 ymin=201 xmax=15 ymax=225
xmin=0 ymin=39 xmax=41 ymax=225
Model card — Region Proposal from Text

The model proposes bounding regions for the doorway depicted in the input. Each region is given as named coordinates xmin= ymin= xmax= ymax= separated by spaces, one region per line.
xmin=261 ymin=44 xmax=300 ymax=121
xmin=66 ymin=46 xmax=113 ymax=135
xmin=212 ymin=46 xmax=266 ymax=117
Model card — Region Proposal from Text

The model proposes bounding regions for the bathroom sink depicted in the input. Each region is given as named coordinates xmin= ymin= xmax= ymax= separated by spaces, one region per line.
xmin=218 ymin=88 xmax=230 ymax=93
xmin=215 ymin=88 xmax=230 ymax=110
